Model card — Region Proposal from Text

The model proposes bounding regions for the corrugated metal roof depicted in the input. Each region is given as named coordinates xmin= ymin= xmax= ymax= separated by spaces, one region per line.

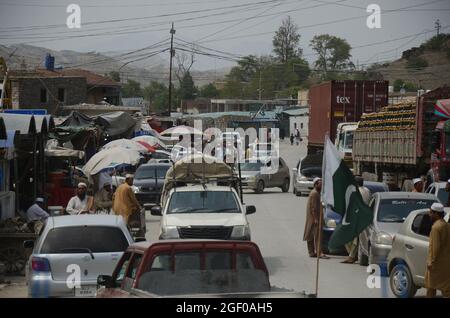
xmin=281 ymin=108 xmax=309 ymax=116
xmin=184 ymin=111 xmax=279 ymax=120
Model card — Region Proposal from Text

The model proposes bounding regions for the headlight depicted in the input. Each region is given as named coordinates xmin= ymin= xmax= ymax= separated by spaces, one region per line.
xmin=231 ymin=225 xmax=250 ymax=240
xmin=160 ymin=226 xmax=179 ymax=239
xmin=375 ymin=232 xmax=393 ymax=245
xmin=326 ymin=219 xmax=337 ymax=228
xmin=247 ymin=176 xmax=256 ymax=182
xmin=297 ymin=175 xmax=309 ymax=182
xmin=132 ymin=186 xmax=140 ymax=193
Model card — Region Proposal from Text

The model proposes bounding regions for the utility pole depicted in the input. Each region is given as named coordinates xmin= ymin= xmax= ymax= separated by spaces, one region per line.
xmin=258 ymin=67 xmax=262 ymax=101
xmin=435 ymin=19 xmax=441 ymax=36
xmin=168 ymin=23 xmax=175 ymax=114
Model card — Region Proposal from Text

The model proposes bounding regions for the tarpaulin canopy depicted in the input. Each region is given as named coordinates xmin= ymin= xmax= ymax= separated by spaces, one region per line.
xmin=59 ymin=111 xmax=94 ymax=128
xmin=434 ymin=99 xmax=450 ymax=119
xmin=132 ymin=135 xmax=167 ymax=149
xmin=101 ymin=138 xmax=153 ymax=153
xmin=94 ymin=111 xmax=136 ymax=139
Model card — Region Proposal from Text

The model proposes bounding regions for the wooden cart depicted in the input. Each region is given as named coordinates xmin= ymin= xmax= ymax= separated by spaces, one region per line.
xmin=0 ymin=232 xmax=38 ymax=275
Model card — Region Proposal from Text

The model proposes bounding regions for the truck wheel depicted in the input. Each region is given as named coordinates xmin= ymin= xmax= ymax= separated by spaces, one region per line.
xmin=255 ymin=180 xmax=265 ymax=194
xmin=358 ymin=243 xmax=369 ymax=266
xmin=281 ymin=178 xmax=290 ymax=192
xmin=390 ymin=263 xmax=417 ymax=298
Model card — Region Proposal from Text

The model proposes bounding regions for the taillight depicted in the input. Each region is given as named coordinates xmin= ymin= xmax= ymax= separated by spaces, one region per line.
xmin=31 ymin=257 xmax=51 ymax=272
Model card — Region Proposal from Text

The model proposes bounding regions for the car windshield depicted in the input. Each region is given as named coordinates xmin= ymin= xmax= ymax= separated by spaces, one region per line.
xmin=40 ymin=226 xmax=129 ymax=254
xmin=344 ymin=131 xmax=354 ymax=151
xmin=377 ymin=199 xmax=437 ymax=223
xmin=241 ymin=162 xmax=263 ymax=171
xmin=167 ymin=191 xmax=240 ymax=214
xmin=135 ymin=166 xmax=169 ymax=179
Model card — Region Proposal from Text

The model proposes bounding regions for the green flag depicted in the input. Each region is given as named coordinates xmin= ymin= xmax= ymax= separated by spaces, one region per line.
xmin=321 ymin=137 xmax=373 ymax=250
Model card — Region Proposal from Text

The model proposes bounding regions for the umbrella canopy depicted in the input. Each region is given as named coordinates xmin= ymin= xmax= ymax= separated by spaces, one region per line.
xmin=160 ymin=125 xmax=203 ymax=137
xmin=83 ymin=147 xmax=141 ymax=176
xmin=435 ymin=99 xmax=450 ymax=119
xmin=132 ymin=135 xmax=167 ymax=149
xmin=101 ymin=138 xmax=151 ymax=153
xmin=135 ymin=140 xmax=156 ymax=153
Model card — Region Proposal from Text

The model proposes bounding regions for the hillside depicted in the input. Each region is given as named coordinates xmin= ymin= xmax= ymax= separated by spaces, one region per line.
xmin=0 ymin=44 xmax=227 ymax=87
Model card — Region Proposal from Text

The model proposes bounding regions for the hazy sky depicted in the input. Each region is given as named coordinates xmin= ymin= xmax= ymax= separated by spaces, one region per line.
xmin=0 ymin=0 xmax=449 ymax=71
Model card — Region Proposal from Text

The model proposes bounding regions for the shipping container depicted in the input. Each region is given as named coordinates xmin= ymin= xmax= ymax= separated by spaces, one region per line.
xmin=308 ymin=80 xmax=389 ymax=154
xmin=353 ymin=86 xmax=450 ymax=185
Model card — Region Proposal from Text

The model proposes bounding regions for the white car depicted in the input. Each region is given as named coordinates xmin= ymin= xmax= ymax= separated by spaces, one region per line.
xmin=150 ymin=185 xmax=255 ymax=240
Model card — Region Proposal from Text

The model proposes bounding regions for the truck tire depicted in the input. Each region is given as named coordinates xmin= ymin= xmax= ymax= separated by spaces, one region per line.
xmin=390 ymin=263 xmax=417 ymax=298
xmin=255 ymin=180 xmax=265 ymax=194
xmin=281 ymin=178 xmax=290 ymax=192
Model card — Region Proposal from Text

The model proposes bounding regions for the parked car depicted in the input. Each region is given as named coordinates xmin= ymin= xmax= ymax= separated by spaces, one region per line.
xmin=425 ymin=181 xmax=448 ymax=204
xmin=133 ymin=162 xmax=171 ymax=208
xmin=358 ymin=192 xmax=439 ymax=268
xmin=240 ymin=158 xmax=290 ymax=193
xmin=323 ymin=181 xmax=390 ymax=254
xmin=25 ymin=215 xmax=134 ymax=298
xmin=97 ymin=240 xmax=271 ymax=297
xmin=387 ymin=209 xmax=449 ymax=298
xmin=292 ymin=153 xmax=322 ymax=196
xmin=250 ymin=142 xmax=279 ymax=161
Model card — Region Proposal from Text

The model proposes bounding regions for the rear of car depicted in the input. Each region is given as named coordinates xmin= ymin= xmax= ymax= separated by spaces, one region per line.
xmin=292 ymin=153 xmax=322 ymax=196
xmin=27 ymin=215 xmax=133 ymax=298
xmin=133 ymin=163 xmax=171 ymax=207
xmin=424 ymin=181 xmax=448 ymax=204
xmin=241 ymin=158 xmax=290 ymax=193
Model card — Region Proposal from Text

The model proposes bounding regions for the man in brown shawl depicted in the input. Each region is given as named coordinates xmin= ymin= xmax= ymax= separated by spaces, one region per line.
xmin=112 ymin=174 xmax=141 ymax=224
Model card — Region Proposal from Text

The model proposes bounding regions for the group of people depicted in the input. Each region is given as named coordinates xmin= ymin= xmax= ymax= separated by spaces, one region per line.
xmin=26 ymin=174 xmax=142 ymax=226
xmin=290 ymin=127 xmax=302 ymax=146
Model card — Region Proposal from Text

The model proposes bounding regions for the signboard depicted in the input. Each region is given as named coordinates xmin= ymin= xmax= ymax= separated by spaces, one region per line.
xmin=4 ymin=109 xmax=47 ymax=115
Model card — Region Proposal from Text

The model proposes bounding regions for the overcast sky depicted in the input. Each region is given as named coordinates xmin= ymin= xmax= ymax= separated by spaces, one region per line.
xmin=0 ymin=0 xmax=449 ymax=71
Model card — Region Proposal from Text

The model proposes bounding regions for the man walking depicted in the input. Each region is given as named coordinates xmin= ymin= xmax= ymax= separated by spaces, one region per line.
xmin=425 ymin=202 xmax=450 ymax=298
xmin=26 ymin=197 xmax=49 ymax=222
xmin=66 ymin=183 xmax=94 ymax=215
xmin=112 ymin=174 xmax=142 ymax=224
xmin=303 ymin=178 xmax=329 ymax=259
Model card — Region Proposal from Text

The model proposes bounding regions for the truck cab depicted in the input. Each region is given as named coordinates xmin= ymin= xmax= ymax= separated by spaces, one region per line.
xmin=335 ymin=122 xmax=357 ymax=166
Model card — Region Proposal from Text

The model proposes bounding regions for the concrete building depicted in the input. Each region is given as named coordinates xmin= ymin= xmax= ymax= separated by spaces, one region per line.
xmin=210 ymin=99 xmax=297 ymax=113
xmin=279 ymin=107 xmax=309 ymax=138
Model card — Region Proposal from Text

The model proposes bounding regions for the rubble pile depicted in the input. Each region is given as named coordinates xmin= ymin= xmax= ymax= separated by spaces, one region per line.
xmin=0 ymin=217 xmax=33 ymax=233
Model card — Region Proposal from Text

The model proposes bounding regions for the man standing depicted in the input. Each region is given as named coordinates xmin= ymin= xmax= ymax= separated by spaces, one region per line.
xmin=94 ymin=182 xmax=113 ymax=212
xmin=342 ymin=176 xmax=370 ymax=264
xmin=26 ymin=197 xmax=49 ymax=222
xmin=412 ymin=178 xmax=424 ymax=193
xmin=303 ymin=178 xmax=329 ymax=259
xmin=112 ymin=174 xmax=142 ymax=223
xmin=66 ymin=183 xmax=94 ymax=215
xmin=425 ymin=202 xmax=450 ymax=298
xmin=295 ymin=127 xmax=301 ymax=146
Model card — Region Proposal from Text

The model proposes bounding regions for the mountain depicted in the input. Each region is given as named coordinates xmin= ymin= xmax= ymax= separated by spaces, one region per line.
xmin=0 ymin=44 xmax=228 ymax=87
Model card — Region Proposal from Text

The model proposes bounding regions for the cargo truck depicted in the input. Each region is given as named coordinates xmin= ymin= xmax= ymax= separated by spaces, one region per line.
xmin=308 ymin=80 xmax=389 ymax=155
xmin=353 ymin=86 xmax=450 ymax=188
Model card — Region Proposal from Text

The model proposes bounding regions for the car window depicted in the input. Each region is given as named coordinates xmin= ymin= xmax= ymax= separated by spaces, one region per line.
xmin=377 ymin=199 xmax=437 ymax=223
xmin=150 ymin=254 xmax=171 ymax=271
xmin=236 ymin=252 xmax=255 ymax=270
xmin=135 ymin=166 xmax=169 ymax=179
xmin=411 ymin=213 xmax=432 ymax=237
xmin=174 ymin=252 xmax=200 ymax=271
xmin=167 ymin=191 xmax=240 ymax=214
xmin=205 ymin=251 xmax=231 ymax=270
xmin=122 ymin=253 xmax=143 ymax=291
xmin=437 ymin=188 xmax=448 ymax=204
xmin=426 ymin=186 xmax=434 ymax=194
xmin=114 ymin=252 xmax=131 ymax=285
xmin=40 ymin=226 xmax=129 ymax=254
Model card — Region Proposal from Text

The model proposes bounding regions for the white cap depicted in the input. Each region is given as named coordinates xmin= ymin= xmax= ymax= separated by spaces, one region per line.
xmin=413 ymin=178 xmax=422 ymax=185
xmin=77 ymin=182 xmax=87 ymax=188
xmin=125 ymin=174 xmax=134 ymax=179
xmin=313 ymin=177 xmax=321 ymax=185
xmin=35 ymin=197 xmax=44 ymax=203
xmin=431 ymin=202 xmax=444 ymax=213
xmin=447 ymin=179 xmax=450 ymax=183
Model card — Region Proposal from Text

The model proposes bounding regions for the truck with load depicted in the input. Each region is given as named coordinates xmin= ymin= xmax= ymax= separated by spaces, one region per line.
xmin=308 ymin=80 xmax=389 ymax=156
xmin=353 ymin=86 xmax=450 ymax=188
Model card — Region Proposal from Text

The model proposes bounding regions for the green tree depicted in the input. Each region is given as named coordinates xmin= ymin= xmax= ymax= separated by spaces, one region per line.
xmin=122 ymin=79 xmax=142 ymax=98
xmin=143 ymin=81 xmax=169 ymax=113
xmin=108 ymin=71 xmax=121 ymax=82
xmin=406 ymin=55 xmax=428 ymax=70
xmin=273 ymin=16 xmax=302 ymax=64
xmin=199 ymin=83 xmax=219 ymax=98
xmin=310 ymin=34 xmax=354 ymax=79
xmin=179 ymin=72 xmax=196 ymax=100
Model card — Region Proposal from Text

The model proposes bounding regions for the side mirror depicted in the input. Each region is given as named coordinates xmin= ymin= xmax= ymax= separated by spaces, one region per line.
xmin=246 ymin=205 xmax=256 ymax=215
xmin=134 ymin=237 xmax=146 ymax=242
xmin=97 ymin=275 xmax=114 ymax=288
xmin=23 ymin=240 xmax=34 ymax=249
xmin=150 ymin=205 xmax=162 ymax=216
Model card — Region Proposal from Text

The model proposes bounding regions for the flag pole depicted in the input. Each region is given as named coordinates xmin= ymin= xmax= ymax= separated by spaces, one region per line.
xmin=315 ymin=202 xmax=324 ymax=297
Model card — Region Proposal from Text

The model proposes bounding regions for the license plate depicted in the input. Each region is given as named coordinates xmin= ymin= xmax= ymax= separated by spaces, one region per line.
xmin=74 ymin=285 xmax=97 ymax=297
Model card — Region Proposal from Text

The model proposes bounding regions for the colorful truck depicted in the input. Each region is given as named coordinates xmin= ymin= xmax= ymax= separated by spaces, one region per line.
xmin=353 ymin=86 xmax=450 ymax=187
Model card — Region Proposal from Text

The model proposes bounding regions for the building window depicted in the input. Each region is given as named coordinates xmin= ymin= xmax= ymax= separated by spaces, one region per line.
xmin=300 ymin=123 xmax=303 ymax=129
xmin=40 ymin=89 xmax=47 ymax=103
xmin=58 ymin=88 xmax=65 ymax=102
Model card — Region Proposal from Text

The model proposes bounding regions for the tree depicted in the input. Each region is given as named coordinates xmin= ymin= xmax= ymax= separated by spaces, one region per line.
xmin=310 ymin=34 xmax=354 ymax=79
xmin=199 ymin=83 xmax=219 ymax=98
xmin=108 ymin=71 xmax=121 ymax=82
xmin=272 ymin=16 xmax=302 ymax=64
xmin=179 ymin=72 xmax=196 ymax=100
xmin=143 ymin=81 xmax=169 ymax=113
xmin=122 ymin=79 xmax=142 ymax=97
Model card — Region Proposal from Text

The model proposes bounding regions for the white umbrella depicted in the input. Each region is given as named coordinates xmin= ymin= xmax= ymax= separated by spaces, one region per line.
xmin=83 ymin=147 xmax=141 ymax=176
xmin=160 ymin=125 xmax=203 ymax=137
xmin=132 ymin=135 xmax=167 ymax=149
xmin=101 ymin=138 xmax=149 ymax=153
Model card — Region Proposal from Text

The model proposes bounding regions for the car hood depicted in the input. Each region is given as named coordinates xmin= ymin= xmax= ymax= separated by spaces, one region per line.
xmin=164 ymin=213 xmax=247 ymax=227
xmin=376 ymin=222 xmax=403 ymax=235
xmin=133 ymin=178 xmax=165 ymax=188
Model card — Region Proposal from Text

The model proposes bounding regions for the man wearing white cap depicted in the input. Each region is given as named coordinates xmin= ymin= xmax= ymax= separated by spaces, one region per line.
xmin=26 ymin=197 xmax=49 ymax=222
xmin=112 ymin=174 xmax=141 ymax=223
xmin=66 ymin=182 xmax=94 ymax=215
xmin=412 ymin=178 xmax=423 ymax=193
xmin=425 ymin=202 xmax=450 ymax=298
